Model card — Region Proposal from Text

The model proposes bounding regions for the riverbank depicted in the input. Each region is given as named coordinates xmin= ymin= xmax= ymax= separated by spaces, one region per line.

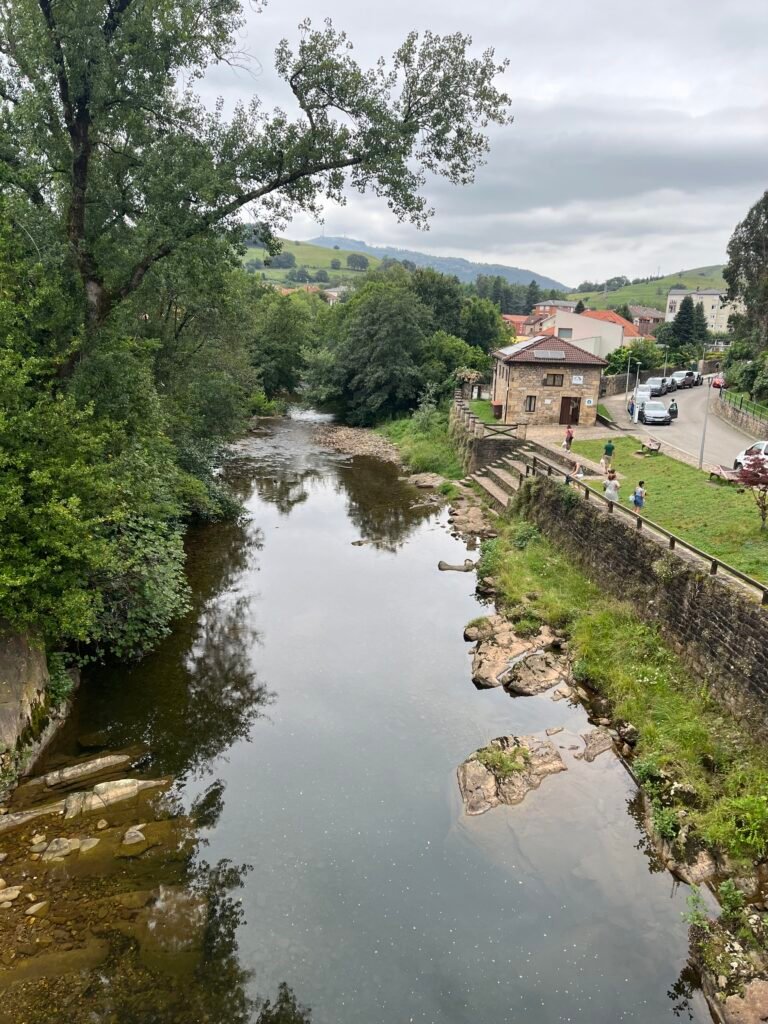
xmin=474 ymin=508 xmax=768 ymax=1016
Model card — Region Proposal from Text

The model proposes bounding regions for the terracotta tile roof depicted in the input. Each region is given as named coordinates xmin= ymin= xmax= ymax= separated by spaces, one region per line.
xmin=581 ymin=309 xmax=640 ymax=337
xmin=501 ymin=314 xmax=527 ymax=325
xmin=493 ymin=335 xmax=607 ymax=366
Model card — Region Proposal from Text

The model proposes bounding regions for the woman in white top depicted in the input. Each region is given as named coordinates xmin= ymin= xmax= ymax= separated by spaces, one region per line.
xmin=603 ymin=473 xmax=620 ymax=503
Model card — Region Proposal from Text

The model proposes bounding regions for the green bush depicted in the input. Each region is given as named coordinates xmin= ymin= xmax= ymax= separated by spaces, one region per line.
xmin=718 ymin=879 xmax=746 ymax=921
xmin=46 ymin=653 xmax=74 ymax=709
xmin=249 ymin=390 xmax=286 ymax=416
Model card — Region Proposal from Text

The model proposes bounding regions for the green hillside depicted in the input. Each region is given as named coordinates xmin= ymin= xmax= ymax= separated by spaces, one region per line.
xmin=242 ymin=238 xmax=381 ymax=285
xmin=569 ymin=265 xmax=726 ymax=311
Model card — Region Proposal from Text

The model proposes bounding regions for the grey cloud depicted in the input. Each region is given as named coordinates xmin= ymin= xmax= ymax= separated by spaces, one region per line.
xmin=193 ymin=0 xmax=768 ymax=282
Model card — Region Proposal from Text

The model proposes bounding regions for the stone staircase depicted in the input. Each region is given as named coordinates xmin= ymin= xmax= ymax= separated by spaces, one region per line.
xmin=471 ymin=452 xmax=532 ymax=512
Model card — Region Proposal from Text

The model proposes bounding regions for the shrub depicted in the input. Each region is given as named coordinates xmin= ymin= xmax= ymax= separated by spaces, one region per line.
xmin=475 ymin=745 xmax=529 ymax=778
xmin=46 ymin=653 xmax=74 ymax=709
xmin=718 ymin=879 xmax=746 ymax=921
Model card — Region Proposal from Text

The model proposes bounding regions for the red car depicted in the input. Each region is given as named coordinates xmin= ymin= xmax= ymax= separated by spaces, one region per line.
xmin=712 ymin=375 xmax=727 ymax=389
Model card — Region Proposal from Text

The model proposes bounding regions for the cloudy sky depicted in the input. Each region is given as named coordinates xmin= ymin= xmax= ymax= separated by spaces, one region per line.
xmin=199 ymin=0 xmax=768 ymax=287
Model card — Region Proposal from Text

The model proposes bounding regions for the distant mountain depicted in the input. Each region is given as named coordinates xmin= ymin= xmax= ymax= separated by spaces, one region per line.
xmin=307 ymin=236 xmax=569 ymax=291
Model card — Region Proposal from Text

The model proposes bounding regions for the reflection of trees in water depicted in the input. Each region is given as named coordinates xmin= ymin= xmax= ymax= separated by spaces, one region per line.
xmin=336 ymin=456 xmax=436 ymax=552
xmin=667 ymin=961 xmax=701 ymax=1020
xmin=249 ymin=468 xmax=323 ymax=516
xmin=68 ymin=513 xmax=272 ymax=780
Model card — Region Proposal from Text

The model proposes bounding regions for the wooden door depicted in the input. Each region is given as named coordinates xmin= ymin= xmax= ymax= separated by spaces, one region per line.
xmin=559 ymin=396 xmax=581 ymax=425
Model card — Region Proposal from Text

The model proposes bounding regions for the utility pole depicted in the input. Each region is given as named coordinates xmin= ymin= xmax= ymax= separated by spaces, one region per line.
xmin=697 ymin=378 xmax=712 ymax=470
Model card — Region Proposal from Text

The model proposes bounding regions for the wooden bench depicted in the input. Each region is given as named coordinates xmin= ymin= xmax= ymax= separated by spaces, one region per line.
xmin=639 ymin=438 xmax=661 ymax=455
xmin=709 ymin=464 xmax=742 ymax=484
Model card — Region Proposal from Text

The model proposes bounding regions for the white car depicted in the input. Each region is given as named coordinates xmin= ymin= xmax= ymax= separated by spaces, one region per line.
xmin=734 ymin=441 xmax=768 ymax=470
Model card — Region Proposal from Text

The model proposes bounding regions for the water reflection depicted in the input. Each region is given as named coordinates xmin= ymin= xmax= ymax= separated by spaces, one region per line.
xmin=43 ymin=515 xmax=271 ymax=780
xmin=336 ymin=456 xmax=437 ymax=552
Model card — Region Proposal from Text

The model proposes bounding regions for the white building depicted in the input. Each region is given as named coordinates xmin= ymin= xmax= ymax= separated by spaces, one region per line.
xmin=664 ymin=289 xmax=739 ymax=333
xmin=537 ymin=310 xmax=626 ymax=360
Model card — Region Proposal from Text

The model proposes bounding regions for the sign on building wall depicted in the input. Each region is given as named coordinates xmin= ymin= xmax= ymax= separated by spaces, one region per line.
xmin=585 ymin=398 xmax=594 ymax=407
xmin=572 ymin=374 xmax=584 ymax=385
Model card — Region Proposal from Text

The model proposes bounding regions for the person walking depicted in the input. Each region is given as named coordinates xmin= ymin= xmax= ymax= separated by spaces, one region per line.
xmin=668 ymin=398 xmax=678 ymax=420
xmin=631 ymin=480 xmax=646 ymax=511
xmin=603 ymin=439 xmax=615 ymax=469
xmin=628 ymin=398 xmax=635 ymax=421
xmin=564 ymin=425 xmax=574 ymax=451
xmin=603 ymin=471 xmax=620 ymax=503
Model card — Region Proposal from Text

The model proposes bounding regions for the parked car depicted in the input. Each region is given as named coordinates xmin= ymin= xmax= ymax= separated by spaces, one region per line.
xmin=670 ymin=370 xmax=693 ymax=389
xmin=712 ymin=375 xmax=727 ymax=389
xmin=645 ymin=377 xmax=668 ymax=397
xmin=690 ymin=371 xmax=704 ymax=386
xmin=639 ymin=400 xmax=672 ymax=425
xmin=734 ymin=441 xmax=768 ymax=470
xmin=666 ymin=377 xmax=678 ymax=392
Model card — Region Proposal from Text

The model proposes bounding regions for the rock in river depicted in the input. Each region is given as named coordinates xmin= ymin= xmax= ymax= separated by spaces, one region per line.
xmin=467 ymin=615 xmax=558 ymax=690
xmin=581 ymin=727 xmax=614 ymax=763
xmin=457 ymin=735 xmax=566 ymax=815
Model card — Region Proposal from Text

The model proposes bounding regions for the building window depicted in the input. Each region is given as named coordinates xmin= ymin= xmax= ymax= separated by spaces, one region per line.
xmin=543 ymin=373 xmax=564 ymax=387
xmin=557 ymin=328 xmax=573 ymax=339
xmin=669 ymin=301 xmax=676 ymax=314
xmin=524 ymin=395 xmax=536 ymax=413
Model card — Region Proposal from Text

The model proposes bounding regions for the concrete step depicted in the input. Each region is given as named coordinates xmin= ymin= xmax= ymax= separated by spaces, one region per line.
xmin=471 ymin=474 xmax=509 ymax=512
xmin=500 ymin=457 xmax=530 ymax=478
xmin=485 ymin=464 xmax=521 ymax=497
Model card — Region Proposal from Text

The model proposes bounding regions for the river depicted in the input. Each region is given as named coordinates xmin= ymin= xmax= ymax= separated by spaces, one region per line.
xmin=1 ymin=415 xmax=712 ymax=1022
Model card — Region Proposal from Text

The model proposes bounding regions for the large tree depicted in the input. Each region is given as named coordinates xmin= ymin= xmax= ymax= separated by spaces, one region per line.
xmin=724 ymin=190 xmax=768 ymax=348
xmin=673 ymin=295 xmax=696 ymax=346
xmin=0 ymin=7 xmax=511 ymax=349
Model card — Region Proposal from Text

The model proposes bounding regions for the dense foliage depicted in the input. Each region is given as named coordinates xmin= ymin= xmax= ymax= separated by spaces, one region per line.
xmin=0 ymin=2 xmax=511 ymax=659
xmin=303 ymin=265 xmax=493 ymax=424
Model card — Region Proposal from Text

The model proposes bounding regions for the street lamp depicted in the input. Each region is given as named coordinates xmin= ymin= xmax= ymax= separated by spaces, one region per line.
xmin=662 ymin=344 xmax=669 ymax=378
xmin=697 ymin=376 xmax=713 ymax=470
xmin=624 ymin=354 xmax=643 ymax=409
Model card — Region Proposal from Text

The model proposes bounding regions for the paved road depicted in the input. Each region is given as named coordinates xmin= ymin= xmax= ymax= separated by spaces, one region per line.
xmin=603 ymin=381 xmax=762 ymax=468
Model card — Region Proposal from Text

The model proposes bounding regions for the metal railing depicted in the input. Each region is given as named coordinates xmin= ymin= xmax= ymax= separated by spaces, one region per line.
xmin=518 ymin=451 xmax=768 ymax=606
xmin=453 ymin=392 xmax=526 ymax=440
xmin=720 ymin=388 xmax=768 ymax=424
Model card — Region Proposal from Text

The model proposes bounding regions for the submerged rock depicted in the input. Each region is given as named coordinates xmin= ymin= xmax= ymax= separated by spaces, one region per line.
xmin=438 ymin=559 xmax=476 ymax=572
xmin=134 ymin=886 xmax=207 ymax=977
xmin=581 ymin=728 xmax=614 ymax=763
xmin=505 ymin=649 xmax=569 ymax=697
xmin=43 ymin=753 xmax=134 ymax=790
xmin=457 ymin=735 xmax=566 ymax=815
xmin=63 ymin=778 xmax=168 ymax=819
xmin=409 ymin=473 xmax=445 ymax=488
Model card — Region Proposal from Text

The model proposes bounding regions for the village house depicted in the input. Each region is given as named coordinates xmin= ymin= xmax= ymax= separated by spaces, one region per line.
xmin=628 ymin=304 xmax=665 ymax=336
xmin=531 ymin=298 xmax=579 ymax=317
xmin=491 ymin=335 xmax=607 ymax=427
xmin=501 ymin=313 xmax=528 ymax=334
xmin=535 ymin=309 xmax=627 ymax=359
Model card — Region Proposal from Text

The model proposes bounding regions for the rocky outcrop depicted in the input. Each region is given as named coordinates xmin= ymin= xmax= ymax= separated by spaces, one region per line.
xmin=581 ymin=727 xmax=614 ymax=763
xmin=0 ymin=629 xmax=48 ymax=753
xmin=466 ymin=615 xmax=563 ymax=691
xmin=457 ymin=735 xmax=566 ymax=815
xmin=722 ymin=979 xmax=768 ymax=1024
xmin=409 ymin=473 xmax=445 ymax=489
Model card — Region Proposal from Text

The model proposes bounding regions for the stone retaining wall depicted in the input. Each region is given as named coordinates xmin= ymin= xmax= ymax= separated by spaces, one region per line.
xmin=514 ymin=476 xmax=768 ymax=740
xmin=715 ymin=393 xmax=768 ymax=438
xmin=0 ymin=629 xmax=48 ymax=754
xmin=449 ymin=399 xmax=521 ymax=473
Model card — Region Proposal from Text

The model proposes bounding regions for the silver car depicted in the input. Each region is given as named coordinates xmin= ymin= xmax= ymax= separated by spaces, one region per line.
xmin=639 ymin=400 xmax=671 ymax=425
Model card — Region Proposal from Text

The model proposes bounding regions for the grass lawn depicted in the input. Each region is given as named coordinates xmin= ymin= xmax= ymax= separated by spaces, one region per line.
xmin=597 ymin=403 xmax=614 ymax=422
xmin=469 ymin=399 xmax=497 ymax=424
xmin=378 ymin=409 xmax=463 ymax=479
xmin=571 ymin=435 xmax=768 ymax=581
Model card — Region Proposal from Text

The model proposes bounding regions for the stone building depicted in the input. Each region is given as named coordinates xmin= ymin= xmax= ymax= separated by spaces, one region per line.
xmin=491 ymin=335 xmax=607 ymax=426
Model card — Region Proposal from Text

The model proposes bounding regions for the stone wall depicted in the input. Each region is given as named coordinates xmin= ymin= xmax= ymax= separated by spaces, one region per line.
xmin=0 ymin=628 xmax=48 ymax=753
xmin=715 ymin=392 xmax=768 ymax=438
xmin=514 ymin=476 xmax=768 ymax=739
xmin=449 ymin=399 xmax=521 ymax=474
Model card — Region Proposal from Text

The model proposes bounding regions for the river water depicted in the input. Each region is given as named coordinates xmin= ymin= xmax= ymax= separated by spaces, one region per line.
xmin=11 ymin=416 xmax=711 ymax=1022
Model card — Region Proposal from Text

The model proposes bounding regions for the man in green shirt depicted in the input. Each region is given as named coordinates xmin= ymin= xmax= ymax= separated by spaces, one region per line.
xmin=603 ymin=439 xmax=615 ymax=469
